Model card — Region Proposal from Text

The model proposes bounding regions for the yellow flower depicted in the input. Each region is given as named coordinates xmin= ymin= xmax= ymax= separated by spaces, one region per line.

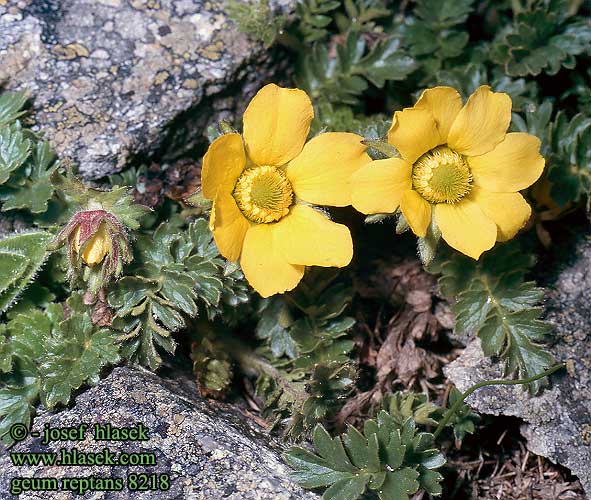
xmin=201 ymin=84 xmax=370 ymax=297
xmin=351 ymin=85 xmax=545 ymax=259
xmin=74 ymin=222 xmax=112 ymax=266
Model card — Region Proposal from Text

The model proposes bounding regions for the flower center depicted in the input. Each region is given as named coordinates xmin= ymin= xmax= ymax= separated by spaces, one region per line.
xmin=233 ymin=166 xmax=294 ymax=223
xmin=412 ymin=146 xmax=472 ymax=204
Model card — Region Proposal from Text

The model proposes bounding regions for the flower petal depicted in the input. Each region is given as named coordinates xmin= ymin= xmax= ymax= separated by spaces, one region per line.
xmin=415 ymin=86 xmax=463 ymax=142
xmin=241 ymin=223 xmax=305 ymax=297
xmin=243 ymin=84 xmax=313 ymax=167
xmin=469 ymin=133 xmax=545 ymax=192
xmin=211 ymin=191 xmax=251 ymax=261
xmin=387 ymin=107 xmax=440 ymax=163
xmin=286 ymin=132 xmax=370 ymax=207
xmin=274 ymin=204 xmax=353 ymax=267
xmin=434 ymin=199 xmax=497 ymax=259
xmin=447 ymin=85 xmax=512 ymax=157
xmin=471 ymin=187 xmax=532 ymax=242
xmin=201 ymin=133 xmax=246 ymax=199
xmin=400 ymin=190 xmax=431 ymax=237
xmin=351 ymin=158 xmax=412 ymax=214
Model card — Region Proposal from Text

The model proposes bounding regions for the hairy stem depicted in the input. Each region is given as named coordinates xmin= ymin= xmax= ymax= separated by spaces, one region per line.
xmin=433 ymin=363 xmax=565 ymax=439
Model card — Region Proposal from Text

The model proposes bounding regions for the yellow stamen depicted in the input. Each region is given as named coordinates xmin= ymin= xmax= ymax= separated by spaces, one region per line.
xmin=412 ymin=146 xmax=472 ymax=204
xmin=233 ymin=166 xmax=293 ymax=223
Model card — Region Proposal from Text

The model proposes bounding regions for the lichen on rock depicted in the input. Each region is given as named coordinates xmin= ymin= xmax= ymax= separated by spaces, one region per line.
xmin=0 ymin=367 xmax=319 ymax=499
xmin=0 ymin=0 xmax=291 ymax=179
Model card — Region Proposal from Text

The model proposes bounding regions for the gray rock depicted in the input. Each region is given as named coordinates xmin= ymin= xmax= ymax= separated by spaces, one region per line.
xmin=0 ymin=0 xmax=290 ymax=179
xmin=445 ymin=234 xmax=591 ymax=497
xmin=0 ymin=366 xmax=318 ymax=499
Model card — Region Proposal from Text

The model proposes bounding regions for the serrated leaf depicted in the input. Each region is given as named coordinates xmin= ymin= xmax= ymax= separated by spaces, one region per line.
xmin=284 ymin=447 xmax=352 ymax=488
xmin=436 ymin=242 xmax=554 ymax=391
xmin=295 ymin=0 xmax=340 ymax=43
xmin=343 ymin=425 xmax=370 ymax=469
xmin=0 ymin=368 xmax=39 ymax=446
xmin=491 ymin=3 xmax=591 ymax=77
xmin=0 ymin=122 xmax=31 ymax=185
xmin=548 ymin=112 xmax=591 ymax=206
xmin=0 ymin=231 xmax=52 ymax=313
xmin=379 ymin=468 xmax=420 ymax=500
xmin=480 ymin=310 xmax=554 ymax=392
xmin=0 ymin=92 xmax=28 ymax=126
xmin=7 ymin=307 xmax=60 ymax=362
xmin=357 ymin=37 xmax=418 ymax=88
xmin=0 ymin=252 xmax=28 ymax=293
xmin=286 ymin=413 xmax=444 ymax=499
xmin=403 ymin=0 xmax=475 ymax=71
xmin=40 ymin=312 xmax=120 ymax=408
xmin=385 ymin=430 xmax=405 ymax=470
xmin=314 ymin=424 xmax=358 ymax=472
xmin=419 ymin=467 xmax=444 ymax=496
xmin=323 ymin=476 xmax=368 ymax=500
xmin=256 ymin=298 xmax=298 ymax=359
xmin=110 ymin=219 xmax=247 ymax=369
xmin=296 ymin=30 xmax=416 ymax=109
xmin=0 ymin=141 xmax=59 ymax=213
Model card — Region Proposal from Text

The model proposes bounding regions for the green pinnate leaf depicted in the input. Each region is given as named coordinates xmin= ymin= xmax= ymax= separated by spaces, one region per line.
xmin=296 ymin=31 xmax=417 ymax=109
xmin=284 ymin=447 xmax=352 ymax=488
xmin=435 ymin=243 xmax=554 ymax=392
xmin=491 ymin=0 xmax=591 ymax=77
xmin=256 ymin=298 xmax=298 ymax=359
xmin=93 ymin=185 xmax=151 ymax=229
xmin=285 ymin=413 xmax=445 ymax=500
xmin=110 ymin=219 xmax=248 ymax=369
xmin=343 ymin=425 xmax=370 ymax=469
xmin=549 ymin=113 xmax=591 ymax=206
xmin=402 ymin=0 xmax=475 ymax=73
xmin=412 ymin=0 xmax=474 ymax=25
xmin=1 ymin=298 xmax=122 ymax=440
xmin=357 ymin=37 xmax=418 ymax=88
xmin=335 ymin=0 xmax=389 ymax=33
xmin=295 ymin=0 xmax=340 ymax=42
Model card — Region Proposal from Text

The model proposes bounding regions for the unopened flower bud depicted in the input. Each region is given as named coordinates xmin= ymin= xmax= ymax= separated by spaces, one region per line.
xmin=51 ymin=208 xmax=131 ymax=295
